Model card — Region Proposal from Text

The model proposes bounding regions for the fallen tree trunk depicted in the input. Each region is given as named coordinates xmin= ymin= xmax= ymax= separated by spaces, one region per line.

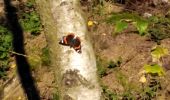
xmin=36 ymin=0 xmax=101 ymax=100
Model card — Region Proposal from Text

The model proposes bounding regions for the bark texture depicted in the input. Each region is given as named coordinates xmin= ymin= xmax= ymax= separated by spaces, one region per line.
xmin=36 ymin=0 xmax=101 ymax=100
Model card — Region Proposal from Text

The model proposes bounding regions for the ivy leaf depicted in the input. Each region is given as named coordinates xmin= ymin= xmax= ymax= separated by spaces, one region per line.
xmin=114 ymin=21 xmax=128 ymax=33
xmin=151 ymin=46 xmax=168 ymax=62
xmin=134 ymin=19 xmax=148 ymax=36
xmin=144 ymin=64 xmax=165 ymax=76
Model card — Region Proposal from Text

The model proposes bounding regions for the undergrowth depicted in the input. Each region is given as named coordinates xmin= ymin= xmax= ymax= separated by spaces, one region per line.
xmin=0 ymin=0 xmax=42 ymax=80
xmin=97 ymin=45 xmax=168 ymax=99
xmin=148 ymin=16 xmax=170 ymax=44
xmin=96 ymin=56 xmax=122 ymax=78
xmin=19 ymin=0 xmax=41 ymax=35
xmin=91 ymin=1 xmax=170 ymax=100
xmin=106 ymin=12 xmax=170 ymax=44
xmin=0 ymin=25 xmax=13 ymax=80
xmin=106 ymin=12 xmax=149 ymax=36
xmin=41 ymin=46 xmax=51 ymax=66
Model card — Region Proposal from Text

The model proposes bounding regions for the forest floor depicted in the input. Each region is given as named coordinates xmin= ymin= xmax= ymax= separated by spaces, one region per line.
xmin=0 ymin=0 xmax=55 ymax=99
xmin=0 ymin=0 xmax=170 ymax=100
xmin=83 ymin=0 xmax=170 ymax=100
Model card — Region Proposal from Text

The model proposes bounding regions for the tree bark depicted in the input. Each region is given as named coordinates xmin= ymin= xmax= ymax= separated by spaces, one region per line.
xmin=36 ymin=0 xmax=101 ymax=100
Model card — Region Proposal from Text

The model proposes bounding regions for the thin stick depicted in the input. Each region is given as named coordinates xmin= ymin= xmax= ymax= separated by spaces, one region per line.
xmin=9 ymin=51 xmax=28 ymax=57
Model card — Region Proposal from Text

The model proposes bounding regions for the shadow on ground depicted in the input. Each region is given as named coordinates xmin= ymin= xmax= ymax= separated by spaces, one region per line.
xmin=3 ymin=0 xmax=40 ymax=99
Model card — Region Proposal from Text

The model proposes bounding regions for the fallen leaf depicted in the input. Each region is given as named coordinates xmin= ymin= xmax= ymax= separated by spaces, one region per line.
xmin=88 ymin=21 xmax=94 ymax=26
xmin=139 ymin=75 xmax=147 ymax=83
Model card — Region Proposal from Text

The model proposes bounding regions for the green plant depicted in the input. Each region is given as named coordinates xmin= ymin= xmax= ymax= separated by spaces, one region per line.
xmin=141 ymin=86 xmax=156 ymax=99
xmin=52 ymin=90 xmax=60 ymax=100
xmin=102 ymin=85 xmax=118 ymax=100
xmin=52 ymin=84 xmax=60 ymax=100
xmin=133 ymin=19 xmax=148 ymax=35
xmin=108 ymin=57 xmax=122 ymax=68
xmin=0 ymin=26 xmax=13 ymax=79
xmin=114 ymin=21 xmax=128 ymax=33
xmin=115 ymin=71 xmax=128 ymax=88
xmin=106 ymin=12 xmax=149 ymax=36
xmin=144 ymin=64 xmax=165 ymax=76
xmin=140 ymin=78 xmax=161 ymax=99
xmin=96 ymin=57 xmax=108 ymax=78
xmin=143 ymin=45 xmax=168 ymax=76
xmin=140 ymin=45 xmax=168 ymax=99
xmin=20 ymin=11 xmax=41 ymax=35
xmin=41 ymin=46 xmax=51 ymax=66
xmin=97 ymin=63 xmax=108 ymax=78
xmin=151 ymin=46 xmax=168 ymax=62
xmin=93 ymin=4 xmax=105 ymax=16
xmin=19 ymin=0 xmax=41 ymax=36
xmin=25 ymin=0 xmax=34 ymax=8
xmin=92 ymin=1 xmax=116 ymax=16
xmin=122 ymin=91 xmax=135 ymax=100
xmin=97 ymin=56 xmax=122 ymax=77
xmin=115 ymin=70 xmax=138 ymax=99
xmin=148 ymin=16 xmax=170 ymax=43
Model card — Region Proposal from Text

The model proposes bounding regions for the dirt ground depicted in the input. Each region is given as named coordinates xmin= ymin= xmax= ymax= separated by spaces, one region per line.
xmin=0 ymin=0 xmax=56 ymax=99
xmin=85 ymin=1 xmax=170 ymax=99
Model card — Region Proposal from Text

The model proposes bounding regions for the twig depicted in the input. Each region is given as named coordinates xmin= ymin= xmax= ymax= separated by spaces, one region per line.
xmin=9 ymin=51 xmax=28 ymax=57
